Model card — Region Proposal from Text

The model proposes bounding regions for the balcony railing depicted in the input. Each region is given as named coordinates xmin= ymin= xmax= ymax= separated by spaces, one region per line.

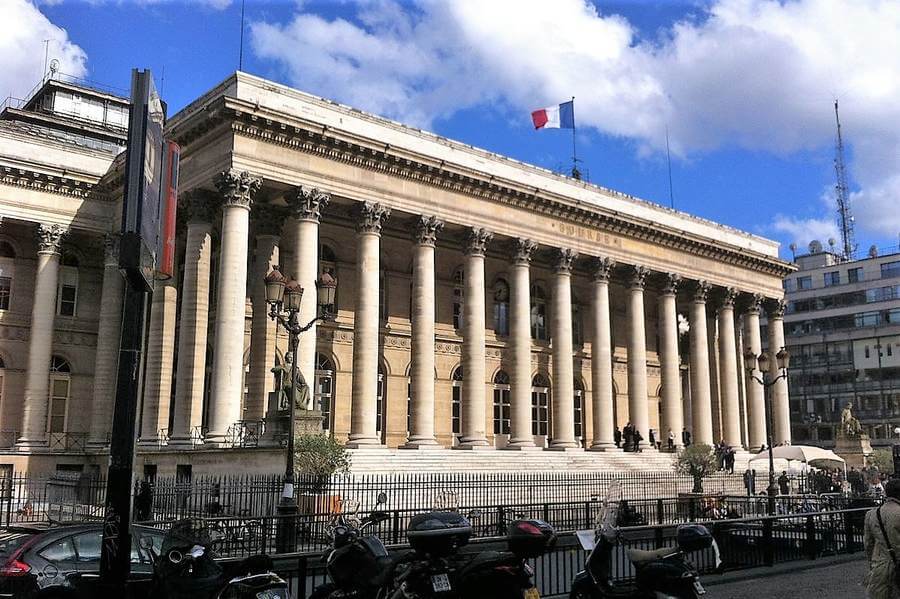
xmin=48 ymin=432 xmax=89 ymax=452
xmin=0 ymin=431 xmax=18 ymax=449
xmin=225 ymin=420 xmax=266 ymax=448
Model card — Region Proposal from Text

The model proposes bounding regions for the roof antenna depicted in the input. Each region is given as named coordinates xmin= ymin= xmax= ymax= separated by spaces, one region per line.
xmin=665 ymin=125 xmax=675 ymax=209
xmin=834 ymin=99 xmax=856 ymax=261
xmin=238 ymin=0 xmax=246 ymax=72
xmin=42 ymin=39 xmax=50 ymax=83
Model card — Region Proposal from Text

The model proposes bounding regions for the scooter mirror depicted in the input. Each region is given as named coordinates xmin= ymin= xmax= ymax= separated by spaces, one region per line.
xmin=376 ymin=492 xmax=388 ymax=505
xmin=168 ymin=550 xmax=184 ymax=565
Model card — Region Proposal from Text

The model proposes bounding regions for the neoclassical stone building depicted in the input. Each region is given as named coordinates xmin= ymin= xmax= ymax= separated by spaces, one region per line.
xmin=0 ymin=73 xmax=794 ymax=475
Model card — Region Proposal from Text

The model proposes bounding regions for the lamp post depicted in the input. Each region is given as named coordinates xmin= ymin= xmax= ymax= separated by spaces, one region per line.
xmin=264 ymin=265 xmax=337 ymax=552
xmin=744 ymin=346 xmax=791 ymax=515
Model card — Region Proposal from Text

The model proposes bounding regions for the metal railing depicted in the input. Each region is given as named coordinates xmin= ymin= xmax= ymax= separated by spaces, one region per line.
xmin=47 ymin=432 xmax=89 ymax=452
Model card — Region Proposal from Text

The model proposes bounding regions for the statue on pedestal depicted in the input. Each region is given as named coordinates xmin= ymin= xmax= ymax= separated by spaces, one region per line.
xmin=840 ymin=402 xmax=863 ymax=439
xmin=271 ymin=352 xmax=312 ymax=412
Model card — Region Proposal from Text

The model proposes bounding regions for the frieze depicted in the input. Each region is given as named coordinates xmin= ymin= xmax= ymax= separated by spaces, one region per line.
xmin=0 ymin=166 xmax=95 ymax=199
xmin=550 ymin=221 xmax=623 ymax=250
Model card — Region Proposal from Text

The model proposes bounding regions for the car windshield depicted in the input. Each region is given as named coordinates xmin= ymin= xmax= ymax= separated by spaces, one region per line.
xmin=0 ymin=532 xmax=33 ymax=557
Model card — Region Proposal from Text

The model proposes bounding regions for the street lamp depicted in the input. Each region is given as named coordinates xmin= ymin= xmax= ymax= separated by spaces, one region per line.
xmin=264 ymin=265 xmax=337 ymax=551
xmin=744 ymin=346 xmax=790 ymax=515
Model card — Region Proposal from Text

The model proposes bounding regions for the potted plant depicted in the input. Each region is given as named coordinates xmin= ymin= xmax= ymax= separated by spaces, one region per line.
xmin=295 ymin=433 xmax=350 ymax=515
xmin=675 ymin=444 xmax=717 ymax=494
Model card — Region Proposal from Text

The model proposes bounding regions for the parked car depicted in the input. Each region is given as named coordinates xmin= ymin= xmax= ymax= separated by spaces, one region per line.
xmin=0 ymin=523 xmax=166 ymax=599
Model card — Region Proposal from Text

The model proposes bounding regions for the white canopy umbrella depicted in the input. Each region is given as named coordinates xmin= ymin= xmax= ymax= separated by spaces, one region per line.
xmin=750 ymin=445 xmax=846 ymax=469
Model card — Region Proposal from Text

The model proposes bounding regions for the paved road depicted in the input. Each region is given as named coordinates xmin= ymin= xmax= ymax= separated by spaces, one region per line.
xmin=707 ymin=558 xmax=868 ymax=598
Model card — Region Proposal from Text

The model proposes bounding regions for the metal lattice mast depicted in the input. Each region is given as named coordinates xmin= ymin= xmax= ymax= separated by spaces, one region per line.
xmin=834 ymin=99 xmax=855 ymax=261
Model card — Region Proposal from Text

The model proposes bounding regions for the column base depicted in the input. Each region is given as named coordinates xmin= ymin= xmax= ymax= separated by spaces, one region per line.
xmin=502 ymin=444 xmax=542 ymax=451
xmin=15 ymin=437 xmax=48 ymax=451
xmin=400 ymin=441 xmax=443 ymax=450
xmin=85 ymin=440 xmax=110 ymax=451
xmin=345 ymin=441 xmax=387 ymax=450
xmin=453 ymin=443 xmax=494 ymax=450
xmin=545 ymin=446 xmax=583 ymax=452
xmin=137 ymin=438 xmax=164 ymax=448
xmin=588 ymin=445 xmax=622 ymax=452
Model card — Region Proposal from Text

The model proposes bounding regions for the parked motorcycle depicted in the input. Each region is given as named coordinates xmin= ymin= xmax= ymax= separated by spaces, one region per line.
xmin=146 ymin=518 xmax=291 ymax=599
xmin=570 ymin=485 xmax=719 ymax=599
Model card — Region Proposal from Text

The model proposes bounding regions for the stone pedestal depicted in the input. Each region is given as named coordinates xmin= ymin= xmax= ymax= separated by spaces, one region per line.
xmin=263 ymin=409 xmax=324 ymax=446
xmin=835 ymin=434 xmax=874 ymax=469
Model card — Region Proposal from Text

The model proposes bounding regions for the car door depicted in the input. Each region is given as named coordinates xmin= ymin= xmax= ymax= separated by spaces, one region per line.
xmin=33 ymin=534 xmax=80 ymax=592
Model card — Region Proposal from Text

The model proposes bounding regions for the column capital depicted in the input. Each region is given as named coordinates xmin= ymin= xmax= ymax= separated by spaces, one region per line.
xmin=629 ymin=264 xmax=650 ymax=290
xmin=591 ymin=256 xmax=616 ymax=282
xmin=719 ymin=286 xmax=738 ymax=309
xmin=179 ymin=189 xmax=218 ymax=223
xmin=252 ymin=202 xmax=288 ymax=237
xmin=511 ymin=238 xmax=537 ymax=265
xmin=103 ymin=233 xmax=121 ymax=266
xmin=413 ymin=215 xmax=444 ymax=246
xmin=765 ymin=297 xmax=787 ymax=319
xmin=464 ymin=227 xmax=493 ymax=256
xmin=215 ymin=169 xmax=261 ymax=210
xmin=35 ymin=223 xmax=66 ymax=255
xmin=661 ymin=272 xmax=682 ymax=296
xmin=286 ymin=186 xmax=330 ymax=222
xmin=554 ymin=248 xmax=578 ymax=274
xmin=692 ymin=280 xmax=712 ymax=303
xmin=743 ymin=292 xmax=765 ymax=315
xmin=354 ymin=201 xmax=391 ymax=235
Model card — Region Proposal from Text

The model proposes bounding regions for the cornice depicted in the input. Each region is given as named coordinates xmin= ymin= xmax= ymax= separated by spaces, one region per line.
xmin=170 ymin=99 xmax=794 ymax=279
xmin=0 ymin=166 xmax=99 ymax=199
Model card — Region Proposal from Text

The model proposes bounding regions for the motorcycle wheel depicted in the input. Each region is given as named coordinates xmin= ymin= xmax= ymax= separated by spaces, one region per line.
xmin=308 ymin=582 xmax=338 ymax=599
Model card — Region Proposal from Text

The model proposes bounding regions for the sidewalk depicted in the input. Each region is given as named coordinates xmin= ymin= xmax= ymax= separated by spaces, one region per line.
xmin=704 ymin=555 xmax=867 ymax=598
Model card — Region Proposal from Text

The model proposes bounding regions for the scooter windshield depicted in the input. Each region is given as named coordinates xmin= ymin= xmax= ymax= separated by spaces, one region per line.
xmin=596 ymin=481 xmax=622 ymax=539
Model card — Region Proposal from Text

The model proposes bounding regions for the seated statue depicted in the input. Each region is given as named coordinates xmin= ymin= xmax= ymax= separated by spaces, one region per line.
xmin=840 ymin=403 xmax=862 ymax=438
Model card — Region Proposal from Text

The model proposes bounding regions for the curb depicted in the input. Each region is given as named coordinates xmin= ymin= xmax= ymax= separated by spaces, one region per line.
xmin=703 ymin=554 xmax=866 ymax=587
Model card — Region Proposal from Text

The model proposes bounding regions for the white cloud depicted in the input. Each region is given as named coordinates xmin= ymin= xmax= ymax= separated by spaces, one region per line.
xmin=0 ymin=0 xmax=87 ymax=102
xmin=250 ymin=0 xmax=900 ymax=240
xmin=771 ymin=214 xmax=839 ymax=251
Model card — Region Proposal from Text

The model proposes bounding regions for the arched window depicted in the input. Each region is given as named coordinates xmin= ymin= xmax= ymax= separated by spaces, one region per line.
xmin=49 ymin=356 xmax=72 ymax=433
xmin=530 ymin=285 xmax=547 ymax=340
xmin=493 ymin=279 xmax=510 ymax=336
xmin=452 ymin=267 xmax=464 ymax=330
xmin=492 ymin=370 xmax=511 ymax=435
xmin=376 ymin=365 xmax=386 ymax=442
xmin=531 ymin=374 xmax=550 ymax=436
xmin=319 ymin=244 xmax=337 ymax=314
xmin=0 ymin=242 xmax=13 ymax=311
xmin=315 ymin=353 xmax=335 ymax=433
xmin=57 ymin=252 xmax=79 ymax=317
xmin=451 ymin=366 xmax=463 ymax=436
xmin=574 ymin=379 xmax=585 ymax=443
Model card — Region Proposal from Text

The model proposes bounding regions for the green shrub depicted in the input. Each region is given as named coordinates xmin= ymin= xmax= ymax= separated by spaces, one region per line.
xmin=675 ymin=444 xmax=717 ymax=493
xmin=294 ymin=433 xmax=351 ymax=477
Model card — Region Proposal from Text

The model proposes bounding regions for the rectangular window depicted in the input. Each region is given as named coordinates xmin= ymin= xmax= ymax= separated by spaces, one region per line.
xmin=882 ymin=261 xmax=900 ymax=279
xmin=824 ymin=271 xmax=840 ymax=286
xmin=48 ymin=377 xmax=69 ymax=433
xmin=797 ymin=276 xmax=813 ymax=290
xmin=57 ymin=268 xmax=78 ymax=317
xmin=0 ymin=276 xmax=9 ymax=310
xmin=888 ymin=345 xmax=894 ymax=357
xmin=865 ymin=346 xmax=870 ymax=359
xmin=848 ymin=267 xmax=863 ymax=283
xmin=783 ymin=279 xmax=795 ymax=292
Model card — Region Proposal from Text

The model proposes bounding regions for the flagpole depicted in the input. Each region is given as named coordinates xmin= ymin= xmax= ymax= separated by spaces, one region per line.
xmin=570 ymin=96 xmax=579 ymax=179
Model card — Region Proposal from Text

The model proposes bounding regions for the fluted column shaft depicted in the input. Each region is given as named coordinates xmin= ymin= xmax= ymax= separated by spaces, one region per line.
xmin=405 ymin=216 xmax=442 ymax=448
xmin=247 ymin=226 xmax=280 ymax=420
xmin=589 ymin=258 xmax=616 ymax=450
xmin=767 ymin=300 xmax=791 ymax=444
xmin=507 ymin=239 xmax=536 ymax=448
xmin=207 ymin=170 xmax=260 ymax=444
xmin=626 ymin=266 xmax=650 ymax=449
xmin=348 ymin=202 xmax=390 ymax=446
xmin=658 ymin=274 xmax=683 ymax=448
xmin=18 ymin=224 xmax=66 ymax=446
xmin=689 ymin=282 xmax=714 ymax=445
xmin=87 ymin=234 xmax=124 ymax=447
xmin=170 ymin=209 xmax=213 ymax=446
xmin=550 ymin=249 xmax=578 ymax=448
xmin=458 ymin=228 xmax=492 ymax=448
xmin=286 ymin=187 xmax=329 ymax=409
xmin=139 ymin=280 xmax=177 ymax=444
xmin=744 ymin=297 xmax=766 ymax=450
xmin=717 ymin=289 xmax=742 ymax=448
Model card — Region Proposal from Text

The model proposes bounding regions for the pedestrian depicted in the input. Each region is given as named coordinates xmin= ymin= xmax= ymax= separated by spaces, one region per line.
xmin=613 ymin=426 xmax=622 ymax=449
xmin=743 ymin=469 xmax=756 ymax=497
xmin=623 ymin=422 xmax=634 ymax=452
xmin=667 ymin=429 xmax=675 ymax=451
xmin=135 ymin=480 xmax=153 ymax=522
xmin=725 ymin=448 xmax=735 ymax=474
xmin=864 ymin=478 xmax=900 ymax=599
xmin=633 ymin=429 xmax=644 ymax=453
xmin=649 ymin=428 xmax=656 ymax=449
xmin=682 ymin=428 xmax=691 ymax=447
xmin=778 ymin=471 xmax=790 ymax=496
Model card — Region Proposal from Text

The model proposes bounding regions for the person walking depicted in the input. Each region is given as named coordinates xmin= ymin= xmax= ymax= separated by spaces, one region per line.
xmin=682 ymin=428 xmax=691 ymax=447
xmin=865 ymin=478 xmax=900 ymax=599
xmin=725 ymin=448 xmax=735 ymax=474
xmin=648 ymin=428 xmax=656 ymax=449
xmin=778 ymin=471 xmax=790 ymax=496
xmin=743 ymin=469 xmax=756 ymax=497
xmin=613 ymin=426 xmax=622 ymax=449
xmin=633 ymin=429 xmax=644 ymax=453
xmin=623 ymin=422 xmax=634 ymax=452
xmin=667 ymin=429 xmax=675 ymax=452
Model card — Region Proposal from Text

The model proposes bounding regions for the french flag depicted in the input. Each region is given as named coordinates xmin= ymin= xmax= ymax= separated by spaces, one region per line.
xmin=531 ymin=100 xmax=575 ymax=130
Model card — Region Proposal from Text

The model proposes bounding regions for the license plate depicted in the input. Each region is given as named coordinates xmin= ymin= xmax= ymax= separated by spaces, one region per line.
xmin=431 ymin=573 xmax=451 ymax=592
xmin=525 ymin=589 xmax=541 ymax=599
xmin=693 ymin=580 xmax=706 ymax=595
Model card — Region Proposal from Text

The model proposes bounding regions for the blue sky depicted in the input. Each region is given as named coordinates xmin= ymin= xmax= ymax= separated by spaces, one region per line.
xmin=9 ymin=0 xmax=900 ymax=260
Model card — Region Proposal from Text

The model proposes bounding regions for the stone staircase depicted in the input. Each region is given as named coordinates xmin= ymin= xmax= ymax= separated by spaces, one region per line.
xmin=347 ymin=448 xmax=757 ymax=474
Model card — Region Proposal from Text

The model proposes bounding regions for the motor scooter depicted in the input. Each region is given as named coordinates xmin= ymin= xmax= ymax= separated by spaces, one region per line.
xmin=570 ymin=484 xmax=719 ymax=599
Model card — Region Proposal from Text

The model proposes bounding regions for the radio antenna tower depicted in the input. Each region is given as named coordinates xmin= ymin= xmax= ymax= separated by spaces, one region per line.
xmin=833 ymin=99 xmax=855 ymax=261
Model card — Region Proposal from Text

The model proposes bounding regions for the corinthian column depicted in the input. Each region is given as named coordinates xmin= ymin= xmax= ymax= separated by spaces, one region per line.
xmin=404 ymin=216 xmax=443 ymax=448
xmin=689 ymin=281 xmax=714 ymax=445
xmin=743 ymin=294 xmax=766 ymax=451
xmin=285 ymin=187 xmax=330 ymax=408
xmin=246 ymin=203 xmax=284 ymax=420
xmin=658 ymin=273 xmax=683 ymax=449
xmin=767 ymin=298 xmax=791 ymax=445
xmin=458 ymin=227 xmax=492 ymax=449
xmin=506 ymin=238 xmax=537 ymax=449
xmin=550 ymin=248 xmax=578 ymax=449
xmin=589 ymin=257 xmax=616 ymax=450
xmin=207 ymin=170 xmax=261 ymax=445
xmin=717 ymin=287 xmax=742 ymax=449
xmin=347 ymin=202 xmax=390 ymax=447
xmin=626 ymin=265 xmax=651 ymax=449
xmin=87 ymin=234 xmax=124 ymax=447
xmin=138 ymin=279 xmax=177 ymax=445
xmin=170 ymin=191 xmax=215 ymax=447
xmin=18 ymin=224 xmax=66 ymax=447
